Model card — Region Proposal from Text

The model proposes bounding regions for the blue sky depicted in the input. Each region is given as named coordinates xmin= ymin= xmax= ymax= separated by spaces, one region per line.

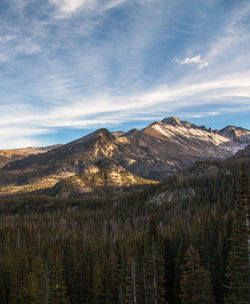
xmin=0 ymin=0 xmax=250 ymax=148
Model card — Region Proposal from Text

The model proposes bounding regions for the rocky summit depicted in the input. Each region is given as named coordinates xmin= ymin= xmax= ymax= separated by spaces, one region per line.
xmin=0 ymin=117 xmax=249 ymax=196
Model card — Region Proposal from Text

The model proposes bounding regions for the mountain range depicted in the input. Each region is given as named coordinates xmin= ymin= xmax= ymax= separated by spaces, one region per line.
xmin=0 ymin=117 xmax=249 ymax=197
xmin=0 ymin=145 xmax=62 ymax=169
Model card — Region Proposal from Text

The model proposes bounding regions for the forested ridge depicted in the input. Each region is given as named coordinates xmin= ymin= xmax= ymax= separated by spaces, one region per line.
xmin=0 ymin=158 xmax=249 ymax=303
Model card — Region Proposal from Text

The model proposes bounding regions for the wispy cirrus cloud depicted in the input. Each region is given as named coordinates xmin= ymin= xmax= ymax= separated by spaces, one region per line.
xmin=174 ymin=55 xmax=208 ymax=69
xmin=49 ymin=0 xmax=86 ymax=14
xmin=0 ymin=126 xmax=52 ymax=149
xmin=1 ymin=80 xmax=249 ymax=147
xmin=1 ymin=71 xmax=249 ymax=142
xmin=0 ymin=0 xmax=249 ymax=148
xmin=0 ymin=35 xmax=16 ymax=43
xmin=49 ymin=0 xmax=127 ymax=18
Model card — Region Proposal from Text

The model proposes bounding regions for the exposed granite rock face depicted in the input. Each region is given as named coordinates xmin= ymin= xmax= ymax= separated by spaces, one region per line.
xmin=161 ymin=116 xmax=181 ymax=126
xmin=219 ymin=126 xmax=250 ymax=139
xmin=53 ymin=159 xmax=156 ymax=198
xmin=149 ymin=188 xmax=196 ymax=205
xmin=0 ymin=117 xmax=249 ymax=196
xmin=55 ymin=175 xmax=93 ymax=198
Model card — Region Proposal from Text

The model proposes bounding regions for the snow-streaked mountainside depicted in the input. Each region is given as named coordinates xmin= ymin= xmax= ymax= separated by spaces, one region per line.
xmin=0 ymin=117 xmax=249 ymax=197
xmin=150 ymin=117 xmax=250 ymax=154
xmin=152 ymin=121 xmax=227 ymax=146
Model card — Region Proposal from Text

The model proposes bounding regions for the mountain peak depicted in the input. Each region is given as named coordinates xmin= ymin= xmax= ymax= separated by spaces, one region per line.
xmin=161 ymin=117 xmax=207 ymax=131
xmin=94 ymin=128 xmax=111 ymax=136
xmin=79 ymin=128 xmax=115 ymax=143
xmin=0 ymin=117 xmax=250 ymax=197
xmin=124 ymin=128 xmax=140 ymax=138
xmin=219 ymin=125 xmax=250 ymax=139
xmin=161 ymin=116 xmax=181 ymax=126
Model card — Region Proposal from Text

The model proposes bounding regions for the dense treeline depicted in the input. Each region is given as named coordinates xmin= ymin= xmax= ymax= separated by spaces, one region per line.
xmin=0 ymin=159 xmax=249 ymax=303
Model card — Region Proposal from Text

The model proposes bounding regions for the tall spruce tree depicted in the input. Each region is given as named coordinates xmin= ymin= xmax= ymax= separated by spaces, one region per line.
xmin=19 ymin=271 xmax=40 ymax=304
xmin=92 ymin=261 xmax=106 ymax=304
xmin=124 ymin=243 xmax=138 ymax=304
xmin=71 ymin=243 xmax=92 ymax=304
xmin=32 ymin=254 xmax=46 ymax=303
xmin=48 ymin=241 xmax=69 ymax=304
xmin=0 ymin=276 xmax=7 ymax=304
xmin=105 ymin=250 xmax=121 ymax=304
xmin=225 ymin=163 xmax=249 ymax=304
xmin=180 ymin=245 xmax=214 ymax=304
xmin=8 ymin=252 xmax=20 ymax=304
xmin=143 ymin=209 xmax=166 ymax=304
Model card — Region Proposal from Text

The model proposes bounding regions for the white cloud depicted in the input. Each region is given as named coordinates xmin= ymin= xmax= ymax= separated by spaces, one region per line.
xmin=0 ymin=53 xmax=8 ymax=62
xmin=174 ymin=55 xmax=208 ymax=69
xmin=198 ymin=61 xmax=208 ymax=69
xmin=2 ymin=72 xmax=250 ymax=126
xmin=198 ymin=3 xmax=250 ymax=77
xmin=0 ymin=70 xmax=250 ymax=148
xmin=177 ymin=112 xmax=220 ymax=119
xmin=178 ymin=55 xmax=202 ymax=65
xmin=0 ymin=35 xmax=15 ymax=43
xmin=0 ymin=138 xmax=41 ymax=149
xmin=0 ymin=0 xmax=249 ymax=148
xmin=103 ymin=0 xmax=126 ymax=10
xmin=49 ymin=0 xmax=87 ymax=14
xmin=49 ymin=0 xmax=127 ymax=17
xmin=0 ymin=127 xmax=52 ymax=149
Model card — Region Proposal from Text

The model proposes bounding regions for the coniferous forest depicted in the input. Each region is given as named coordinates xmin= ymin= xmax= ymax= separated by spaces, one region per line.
xmin=0 ymin=159 xmax=249 ymax=304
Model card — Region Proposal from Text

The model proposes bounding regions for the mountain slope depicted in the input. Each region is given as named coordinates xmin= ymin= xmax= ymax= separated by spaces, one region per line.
xmin=0 ymin=117 xmax=249 ymax=196
xmin=53 ymin=158 xmax=156 ymax=198
xmin=0 ymin=145 xmax=62 ymax=169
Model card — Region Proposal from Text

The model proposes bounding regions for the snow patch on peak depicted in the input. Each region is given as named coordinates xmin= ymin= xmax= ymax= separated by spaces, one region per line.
xmin=152 ymin=123 xmax=230 ymax=146
xmin=161 ymin=117 xmax=203 ymax=131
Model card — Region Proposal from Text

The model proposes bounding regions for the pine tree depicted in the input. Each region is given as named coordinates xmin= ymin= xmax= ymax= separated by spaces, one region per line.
xmin=173 ymin=237 xmax=187 ymax=304
xmin=143 ymin=209 xmax=166 ymax=304
xmin=71 ymin=243 xmax=92 ymax=304
xmin=225 ymin=163 xmax=249 ymax=304
xmin=0 ymin=276 xmax=7 ymax=304
xmin=19 ymin=271 xmax=40 ymax=304
xmin=8 ymin=252 xmax=20 ymax=304
xmin=92 ymin=261 xmax=106 ymax=304
xmin=105 ymin=250 xmax=121 ymax=304
xmin=48 ymin=241 xmax=70 ymax=304
xmin=32 ymin=254 xmax=46 ymax=303
xmin=180 ymin=245 xmax=214 ymax=304
xmin=124 ymin=243 xmax=138 ymax=304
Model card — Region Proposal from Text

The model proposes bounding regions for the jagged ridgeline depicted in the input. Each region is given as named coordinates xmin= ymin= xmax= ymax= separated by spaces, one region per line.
xmin=0 ymin=117 xmax=249 ymax=197
xmin=0 ymin=142 xmax=249 ymax=303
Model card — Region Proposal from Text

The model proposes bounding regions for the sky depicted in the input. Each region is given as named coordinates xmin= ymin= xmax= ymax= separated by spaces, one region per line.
xmin=0 ymin=0 xmax=250 ymax=148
